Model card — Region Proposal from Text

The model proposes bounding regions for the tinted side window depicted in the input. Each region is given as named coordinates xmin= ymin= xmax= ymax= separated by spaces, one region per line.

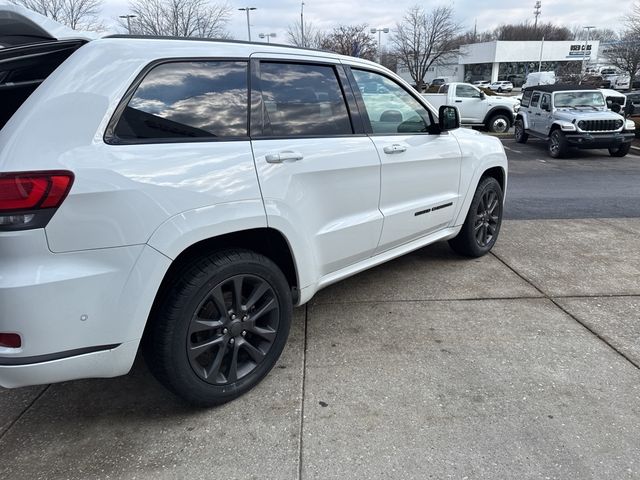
xmin=258 ymin=62 xmax=352 ymax=137
xmin=351 ymin=69 xmax=432 ymax=134
xmin=113 ymin=61 xmax=248 ymax=141
xmin=531 ymin=92 xmax=541 ymax=107
xmin=521 ymin=90 xmax=532 ymax=107
xmin=456 ymin=85 xmax=480 ymax=98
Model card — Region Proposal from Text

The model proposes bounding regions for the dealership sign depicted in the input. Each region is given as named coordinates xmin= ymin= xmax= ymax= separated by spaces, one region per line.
xmin=567 ymin=44 xmax=592 ymax=58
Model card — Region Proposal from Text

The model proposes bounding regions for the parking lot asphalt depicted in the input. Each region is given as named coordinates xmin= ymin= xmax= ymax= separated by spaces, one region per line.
xmin=2 ymin=140 xmax=640 ymax=480
xmin=502 ymin=137 xmax=640 ymax=219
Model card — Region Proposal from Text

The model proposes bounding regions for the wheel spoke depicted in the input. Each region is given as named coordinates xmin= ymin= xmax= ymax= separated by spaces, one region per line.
xmin=210 ymin=286 xmax=228 ymax=317
xmin=240 ymin=338 xmax=266 ymax=363
xmin=227 ymin=342 xmax=240 ymax=383
xmin=245 ymin=281 xmax=269 ymax=310
xmin=251 ymin=297 xmax=277 ymax=322
xmin=190 ymin=318 xmax=224 ymax=334
xmin=204 ymin=343 xmax=227 ymax=381
xmin=189 ymin=335 xmax=225 ymax=359
xmin=232 ymin=276 xmax=244 ymax=312
xmin=247 ymin=324 xmax=277 ymax=342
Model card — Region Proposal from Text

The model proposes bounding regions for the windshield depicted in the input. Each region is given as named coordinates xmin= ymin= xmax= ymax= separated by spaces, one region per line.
xmin=554 ymin=91 xmax=605 ymax=108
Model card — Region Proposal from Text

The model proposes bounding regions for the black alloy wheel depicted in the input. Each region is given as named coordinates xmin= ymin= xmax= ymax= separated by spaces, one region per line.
xmin=474 ymin=187 xmax=501 ymax=248
xmin=144 ymin=249 xmax=292 ymax=407
xmin=448 ymin=176 xmax=504 ymax=257
xmin=187 ymin=274 xmax=279 ymax=385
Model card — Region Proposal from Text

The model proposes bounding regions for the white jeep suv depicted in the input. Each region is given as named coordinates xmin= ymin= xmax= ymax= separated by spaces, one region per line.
xmin=0 ymin=5 xmax=508 ymax=406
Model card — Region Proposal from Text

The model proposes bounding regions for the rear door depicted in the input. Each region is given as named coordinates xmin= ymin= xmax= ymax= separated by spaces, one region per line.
xmin=249 ymin=57 xmax=383 ymax=277
xmin=348 ymin=67 xmax=461 ymax=253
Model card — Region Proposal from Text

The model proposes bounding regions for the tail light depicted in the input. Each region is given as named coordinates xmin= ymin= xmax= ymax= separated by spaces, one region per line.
xmin=0 ymin=171 xmax=74 ymax=231
xmin=0 ymin=333 xmax=22 ymax=349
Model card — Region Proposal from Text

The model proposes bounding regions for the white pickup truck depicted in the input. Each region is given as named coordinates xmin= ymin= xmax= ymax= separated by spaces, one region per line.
xmin=423 ymin=82 xmax=520 ymax=133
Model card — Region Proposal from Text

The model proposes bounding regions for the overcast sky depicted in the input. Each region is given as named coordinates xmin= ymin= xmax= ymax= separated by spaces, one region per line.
xmin=101 ymin=0 xmax=635 ymax=43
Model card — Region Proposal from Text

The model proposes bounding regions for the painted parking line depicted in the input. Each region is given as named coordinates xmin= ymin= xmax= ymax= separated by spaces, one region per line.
xmin=502 ymin=145 xmax=523 ymax=154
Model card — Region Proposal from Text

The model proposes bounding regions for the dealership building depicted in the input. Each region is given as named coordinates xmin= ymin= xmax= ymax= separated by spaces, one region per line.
xmin=398 ymin=40 xmax=601 ymax=87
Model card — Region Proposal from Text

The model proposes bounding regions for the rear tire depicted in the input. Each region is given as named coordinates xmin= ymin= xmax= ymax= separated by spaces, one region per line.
xmin=609 ymin=143 xmax=631 ymax=157
xmin=449 ymin=176 xmax=504 ymax=258
xmin=514 ymin=119 xmax=528 ymax=143
xmin=144 ymin=249 xmax=292 ymax=407
xmin=548 ymin=129 xmax=568 ymax=158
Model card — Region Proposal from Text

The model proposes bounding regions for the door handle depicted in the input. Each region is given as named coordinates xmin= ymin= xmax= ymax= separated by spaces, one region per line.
xmin=535 ymin=113 xmax=541 ymax=116
xmin=455 ymin=100 xmax=462 ymax=103
xmin=265 ymin=151 xmax=304 ymax=163
xmin=383 ymin=144 xmax=407 ymax=154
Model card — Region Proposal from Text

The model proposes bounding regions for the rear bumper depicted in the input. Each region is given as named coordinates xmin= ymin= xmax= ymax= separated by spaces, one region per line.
xmin=0 ymin=229 xmax=170 ymax=388
xmin=565 ymin=131 xmax=635 ymax=148
xmin=0 ymin=341 xmax=138 ymax=388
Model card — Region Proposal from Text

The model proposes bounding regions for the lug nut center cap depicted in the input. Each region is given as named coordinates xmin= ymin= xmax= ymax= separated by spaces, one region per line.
xmin=229 ymin=321 xmax=243 ymax=336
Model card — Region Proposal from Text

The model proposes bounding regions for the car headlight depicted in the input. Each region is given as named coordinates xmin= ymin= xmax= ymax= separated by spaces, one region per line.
xmin=626 ymin=119 xmax=636 ymax=130
xmin=616 ymin=119 xmax=624 ymax=129
xmin=577 ymin=120 xmax=586 ymax=129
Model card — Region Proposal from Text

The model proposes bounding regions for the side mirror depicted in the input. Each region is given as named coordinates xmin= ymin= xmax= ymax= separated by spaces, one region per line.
xmin=438 ymin=105 xmax=460 ymax=132
xmin=479 ymin=91 xmax=486 ymax=100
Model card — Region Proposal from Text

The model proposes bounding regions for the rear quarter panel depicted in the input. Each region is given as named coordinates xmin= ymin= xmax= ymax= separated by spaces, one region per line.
xmin=0 ymin=40 xmax=265 ymax=252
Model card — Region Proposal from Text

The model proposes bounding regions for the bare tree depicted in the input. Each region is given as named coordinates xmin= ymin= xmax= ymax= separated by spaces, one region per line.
xmin=391 ymin=5 xmax=462 ymax=91
xmin=604 ymin=36 xmax=640 ymax=91
xmin=10 ymin=0 xmax=103 ymax=30
xmin=318 ymin=24 xmax=377 ymax=60
xmin=571 ymin=26 xmax=619 ymax=42
xmin=286 ymin=19 xmax=325 ymax=49
xmin=603 ymin=2 xmax=640 ymax=90
xmin=124 ymin=0 xmax=231 ymax=38
xmin=494 ymin=21 xmax=571 ymax=41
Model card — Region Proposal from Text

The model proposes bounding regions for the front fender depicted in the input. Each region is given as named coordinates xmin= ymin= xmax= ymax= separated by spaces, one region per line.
xmin=483 ymin=106 xmax=515 ymax=126
xmin=450 ymin=131 xmax=508 ymax=226
xmin=516 ymin=113 xmax=530 ymax=130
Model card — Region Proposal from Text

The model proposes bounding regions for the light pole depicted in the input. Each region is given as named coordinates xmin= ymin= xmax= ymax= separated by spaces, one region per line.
xmin=119 ymin=14 xmax=136 ymax=34
xmin=259 ymin=33 xmax=277 ymax=44
xmin=301 ymin=1 xmax=305 ymax=47
xmin=580 ymin=25 xmax=595 ymax=84
xmin=238 ymin=7 xmax=257 ymax=42
xmin=370 ymin=27 xmax=389 ymax=64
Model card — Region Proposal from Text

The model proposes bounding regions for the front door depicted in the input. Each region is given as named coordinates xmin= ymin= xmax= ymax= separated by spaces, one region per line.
xmin=250 ymin=59 xmax=383 ymax=277
xmin=349 ymin=67 xmax=462 ymax=253
xmin=453 ymin=84 xmax=486 ymax=123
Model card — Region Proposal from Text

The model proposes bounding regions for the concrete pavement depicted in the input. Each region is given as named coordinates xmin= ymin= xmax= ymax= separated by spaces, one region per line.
xmin=2 ymin=218 xmax=640 ymax=479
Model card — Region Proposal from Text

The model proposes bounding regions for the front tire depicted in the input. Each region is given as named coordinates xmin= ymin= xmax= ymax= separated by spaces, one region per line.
xmin=488 ymin=113 xmax=511 ymax=133
xmin=609 ymin=143 xmax=631 ymax=157
xmin=144 ymin=249 xmax=292 ymax=407
xmin=548 ymin=129 xmax=568 ymax=158
xmin=449 ymin=176 xmax=504 ymax=257
xmin=514 ymin=119 xmax=528 ymax=143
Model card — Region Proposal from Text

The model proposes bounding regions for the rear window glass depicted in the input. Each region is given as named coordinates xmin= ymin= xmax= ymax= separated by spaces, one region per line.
xmin=257 ymin=62 xmax=352 ymax=137
xmin=113 ymin=61 xmax=248 ymax=142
